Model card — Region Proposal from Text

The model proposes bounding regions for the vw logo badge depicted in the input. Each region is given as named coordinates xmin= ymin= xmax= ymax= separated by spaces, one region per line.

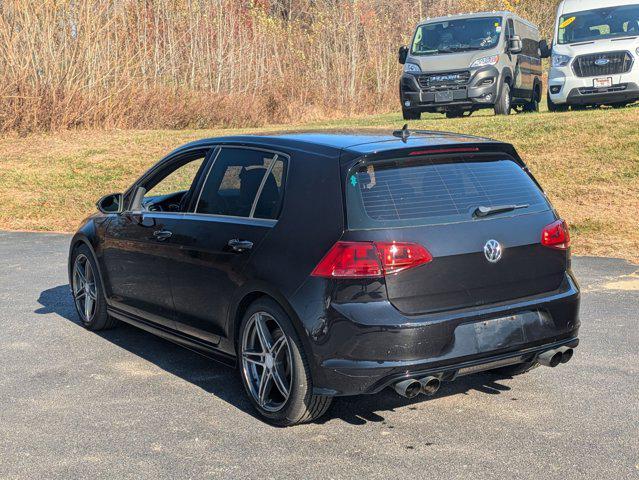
xmin=595 ymin=58 xmax=610 ymax=66
xmin=484 ymin=239 xmax=503 ymax=263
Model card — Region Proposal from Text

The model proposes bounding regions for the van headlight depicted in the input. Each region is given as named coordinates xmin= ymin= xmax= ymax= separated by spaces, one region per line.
xmin=404 ymin=63 xmax=421 ymax=73
xmin=470 ymin=55 xmax=500 ymax=68
xmin=552 ymin=54 xmax=572 ymax=68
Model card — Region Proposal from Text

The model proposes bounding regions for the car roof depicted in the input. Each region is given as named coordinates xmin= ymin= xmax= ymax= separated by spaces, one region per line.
xmin=176 ymin=130 xmax=503 ymax=157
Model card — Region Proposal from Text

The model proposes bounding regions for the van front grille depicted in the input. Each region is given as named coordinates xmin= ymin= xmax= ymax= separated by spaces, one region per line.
xmin=418 ymin=71 xmax=471 ymax=89
xmin=572 ymin=51 xmax=633 ymax=78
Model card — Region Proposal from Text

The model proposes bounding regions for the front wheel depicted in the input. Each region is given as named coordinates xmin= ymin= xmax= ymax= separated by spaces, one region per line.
xmin=402 ymin=108 xmax=421 ymax=120
xmin=494 ymin=82 xmax=512 ymax=115
xmin=70 ymin=244 xmax=117 ymax=331
xmin=547 ymin=92 xmax=569 ymax=112
xmin=238 ymin=298 xmax=332 ymax=426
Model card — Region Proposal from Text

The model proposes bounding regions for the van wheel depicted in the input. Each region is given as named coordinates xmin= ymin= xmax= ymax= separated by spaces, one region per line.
xmin=547 ymin=93 xmax=569 ymax=112
xmin=445 ymin=110 xmax=465 ymax=119
xmin=402 ymin=108 xmax=421 ymax=120
xmin=522 ymin=95 xmax=540 ymax=113
xmin=70 ymin=244 xmax=117 ymax=331
xmin=238 ymin=298 xmax=332 ymax=426
xmin=494 ymin=83 xmax=512 ymax=115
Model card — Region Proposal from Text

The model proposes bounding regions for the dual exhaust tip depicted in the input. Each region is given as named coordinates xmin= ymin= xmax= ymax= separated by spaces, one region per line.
xmin=394 ymin=376 xmax=441 ymax=399
xmin=394 ymin=347 xmax=575 ymax=398
xmin=538 ymin=346 xmax=574 ymax=368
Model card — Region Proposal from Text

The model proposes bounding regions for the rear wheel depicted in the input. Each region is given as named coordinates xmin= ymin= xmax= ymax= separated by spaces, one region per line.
xmin=523 ymin=90 xmax=540 ymax=113
xmin=494 ymin=82 xmax=512 ymax=115
xmin=402 ymin=108 xmax=421 ymax=121
xmin=71 ymin=244 xmax=116 ymax=331
xmin=238 ymin=298 xmax=332 ymax=426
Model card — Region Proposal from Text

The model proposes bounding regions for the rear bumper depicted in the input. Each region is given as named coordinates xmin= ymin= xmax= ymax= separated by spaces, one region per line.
xmin=400 ymin=66 xmax=500 ymax=112
xmin=300 ymin=274 xmax=580 ymax=397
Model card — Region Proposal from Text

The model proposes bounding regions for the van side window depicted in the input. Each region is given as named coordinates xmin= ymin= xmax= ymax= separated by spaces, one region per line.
xmin=196 ymin=148 xmax=286 ymax=220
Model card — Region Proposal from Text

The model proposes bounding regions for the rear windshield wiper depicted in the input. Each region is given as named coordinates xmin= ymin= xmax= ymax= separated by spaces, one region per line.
xmin=474 ymin=204 xmax=529 ymax=218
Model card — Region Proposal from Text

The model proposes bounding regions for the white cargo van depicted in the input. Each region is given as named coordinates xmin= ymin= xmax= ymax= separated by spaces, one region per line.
xmin=548 ymin=0 xmax=639 ymax=110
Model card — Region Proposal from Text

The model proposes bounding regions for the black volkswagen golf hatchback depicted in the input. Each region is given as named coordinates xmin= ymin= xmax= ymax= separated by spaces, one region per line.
xmin=69 ymin=129 xmax=580 ymax=426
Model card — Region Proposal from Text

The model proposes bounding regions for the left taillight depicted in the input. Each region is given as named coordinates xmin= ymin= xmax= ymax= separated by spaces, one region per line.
xmin=541 ymin=219 xmax=571 ymax=250
xmin=311 ymin=241 xmax=432 ymax=279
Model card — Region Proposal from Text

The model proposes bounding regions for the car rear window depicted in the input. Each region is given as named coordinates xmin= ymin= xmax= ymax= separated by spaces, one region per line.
xmin=345 ymin=156 xmax=549 ymax=229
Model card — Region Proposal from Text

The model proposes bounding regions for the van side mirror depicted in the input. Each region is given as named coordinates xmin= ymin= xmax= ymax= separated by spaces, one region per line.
xmin=508 ymin=35 xmax=523 ymax=54
xmin=539 ymin=39 xmax=551 ymax=59
xmin=398 ymin=46 xmax=409 ymax=65
xmin=97 ymin=193 xmax=123 ymax=214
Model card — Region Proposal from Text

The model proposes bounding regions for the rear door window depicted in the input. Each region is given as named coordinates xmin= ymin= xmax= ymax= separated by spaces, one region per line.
xmin=346 ymin=155 xmax=549 ymax=229
xmin=196 ymin=148 xmax=286 ymax=219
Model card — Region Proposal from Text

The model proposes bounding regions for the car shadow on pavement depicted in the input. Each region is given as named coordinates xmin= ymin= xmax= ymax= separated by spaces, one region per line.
xmin=37 ymin=285 xmax=514 ymax=427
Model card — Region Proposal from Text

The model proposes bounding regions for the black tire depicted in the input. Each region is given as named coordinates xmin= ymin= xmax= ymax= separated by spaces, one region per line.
xmin=611 ymin=102 xmax=630 ymax=109
xmin=238 ymin=298 xmax=332 ymax=426
xmin=494 ymin=82 xmax=512 ymax=115
xmin=445 ymin=110 xmax=465 ymax=119
xmin=522 ymin=90 xmax=540 ymax=113
xmin=70 ymin=244 xmax=117 ymax=331
xmin=491 ymin=361 xmax=539 ymax=377
xmin=547 ymin=93 xmax=569 ymax=112
xmin=402 ymin=108 xmax=421 ymax=120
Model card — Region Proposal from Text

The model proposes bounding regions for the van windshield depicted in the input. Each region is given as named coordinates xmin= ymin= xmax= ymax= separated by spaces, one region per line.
xmin=558 ymin=5 xmax=639 ymax=44
xmin=411 ymin=17 xmax=503 ymax=56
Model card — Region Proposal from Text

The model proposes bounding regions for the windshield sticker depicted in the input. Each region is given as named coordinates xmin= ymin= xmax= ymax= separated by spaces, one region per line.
xmin=495 ymin=26 xmax=502 ymax=33
xmin=350 ymin=175 xmax=358 ymax=187
xmin=560 ymin=17 xmax=576 ymax=29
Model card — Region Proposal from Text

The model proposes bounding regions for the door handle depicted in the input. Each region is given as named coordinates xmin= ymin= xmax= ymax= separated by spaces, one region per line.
xmin=153 ymin=230 xmax=173 ymax=242
xmin=228 ymin=238 xmax=253 ymax=253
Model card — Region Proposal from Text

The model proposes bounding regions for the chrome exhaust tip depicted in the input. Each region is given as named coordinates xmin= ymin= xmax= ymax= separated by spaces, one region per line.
xmin=419 ymin=376 xmax=441 ymax=396
xmin=538 ymin=349 xmax=563 ymax=368
xmin=559 ymin=347 xmax=574 ymax=364
xmin=394 ymin=379 xmax=422 ymax=399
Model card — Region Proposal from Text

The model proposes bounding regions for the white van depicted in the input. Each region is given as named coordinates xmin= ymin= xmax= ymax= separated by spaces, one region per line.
xmin=548 ymin=0 xmax=639 ymax=110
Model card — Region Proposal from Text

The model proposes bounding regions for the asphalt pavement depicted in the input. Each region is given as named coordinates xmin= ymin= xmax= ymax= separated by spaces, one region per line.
xmin=0 ymin=231 xmax=637 ymax=479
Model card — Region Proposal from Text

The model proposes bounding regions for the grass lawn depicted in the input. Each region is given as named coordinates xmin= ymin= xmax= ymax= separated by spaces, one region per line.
xmin=1 ymin=105 xmax=638 ymax=261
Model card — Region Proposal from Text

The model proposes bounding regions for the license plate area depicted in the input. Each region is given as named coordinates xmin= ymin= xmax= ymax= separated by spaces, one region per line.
xmin=474 ymin=315 xmax=525 ymax=351
xmin=435 ymin=91 xmax=454 ymax=103
xmin=593 ymin=77 xmax=612 ymax=88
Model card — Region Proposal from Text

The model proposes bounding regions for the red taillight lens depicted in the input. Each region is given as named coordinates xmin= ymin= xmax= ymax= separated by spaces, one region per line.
xmin=311 ymin=241 xmax=432 ymax=278
xmin=541 ymin=220 xmax=571 ymax=250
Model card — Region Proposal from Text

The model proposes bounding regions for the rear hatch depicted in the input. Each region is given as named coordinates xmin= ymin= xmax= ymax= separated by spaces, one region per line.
xmin=343 ymin=148 xmax=568 ymax=315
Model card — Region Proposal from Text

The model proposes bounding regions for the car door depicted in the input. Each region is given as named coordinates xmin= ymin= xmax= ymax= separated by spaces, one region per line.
xmin=101 ymin=149 xmax=211 ymax=329
xmin=160 ymin=146 xmax=288 ymax=344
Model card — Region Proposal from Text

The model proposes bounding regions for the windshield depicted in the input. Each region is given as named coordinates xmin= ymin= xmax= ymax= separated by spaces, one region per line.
xmin=558 ymin=5 xmax=639 ymax=44
xmin=411 ymin=17 xmax=503 ymax=55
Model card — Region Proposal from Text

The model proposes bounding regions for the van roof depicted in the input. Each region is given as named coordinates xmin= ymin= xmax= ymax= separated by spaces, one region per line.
xmin=559 ymin=0 xmax=639 ymax=15
xmin=175 ymin=130 xmax=510 ymax=157
xmin=417 ymin=10 xmax=539 ymax=31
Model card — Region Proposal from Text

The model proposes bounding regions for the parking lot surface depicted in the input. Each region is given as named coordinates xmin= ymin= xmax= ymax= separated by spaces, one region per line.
xmin=0 ymin=231 xmax=637 ymax=479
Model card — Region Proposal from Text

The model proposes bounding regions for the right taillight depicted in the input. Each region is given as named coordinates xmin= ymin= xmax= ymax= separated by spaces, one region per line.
xmin=541 ymin=220 xmax=571 ymax=250
xmin=311 ymin=241 xmax=432 ymax=279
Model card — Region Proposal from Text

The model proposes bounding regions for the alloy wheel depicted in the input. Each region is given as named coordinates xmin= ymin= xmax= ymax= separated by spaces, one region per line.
xmin=72 ymin=254 xmax=98 ymax=323
xmin=241 ymin=312 xmax=293 ymax=413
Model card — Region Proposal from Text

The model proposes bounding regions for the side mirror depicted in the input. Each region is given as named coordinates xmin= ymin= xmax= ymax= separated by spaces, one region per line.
xmin=539 ymin=39 xmax=551 ymax=59
xmin=398 ymin=46 xmax=409 ymax=65
xmin=97 ymin=193 xmax=123 ymax=214
xmin=508 ymin=35 xmax=523 ymax=54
